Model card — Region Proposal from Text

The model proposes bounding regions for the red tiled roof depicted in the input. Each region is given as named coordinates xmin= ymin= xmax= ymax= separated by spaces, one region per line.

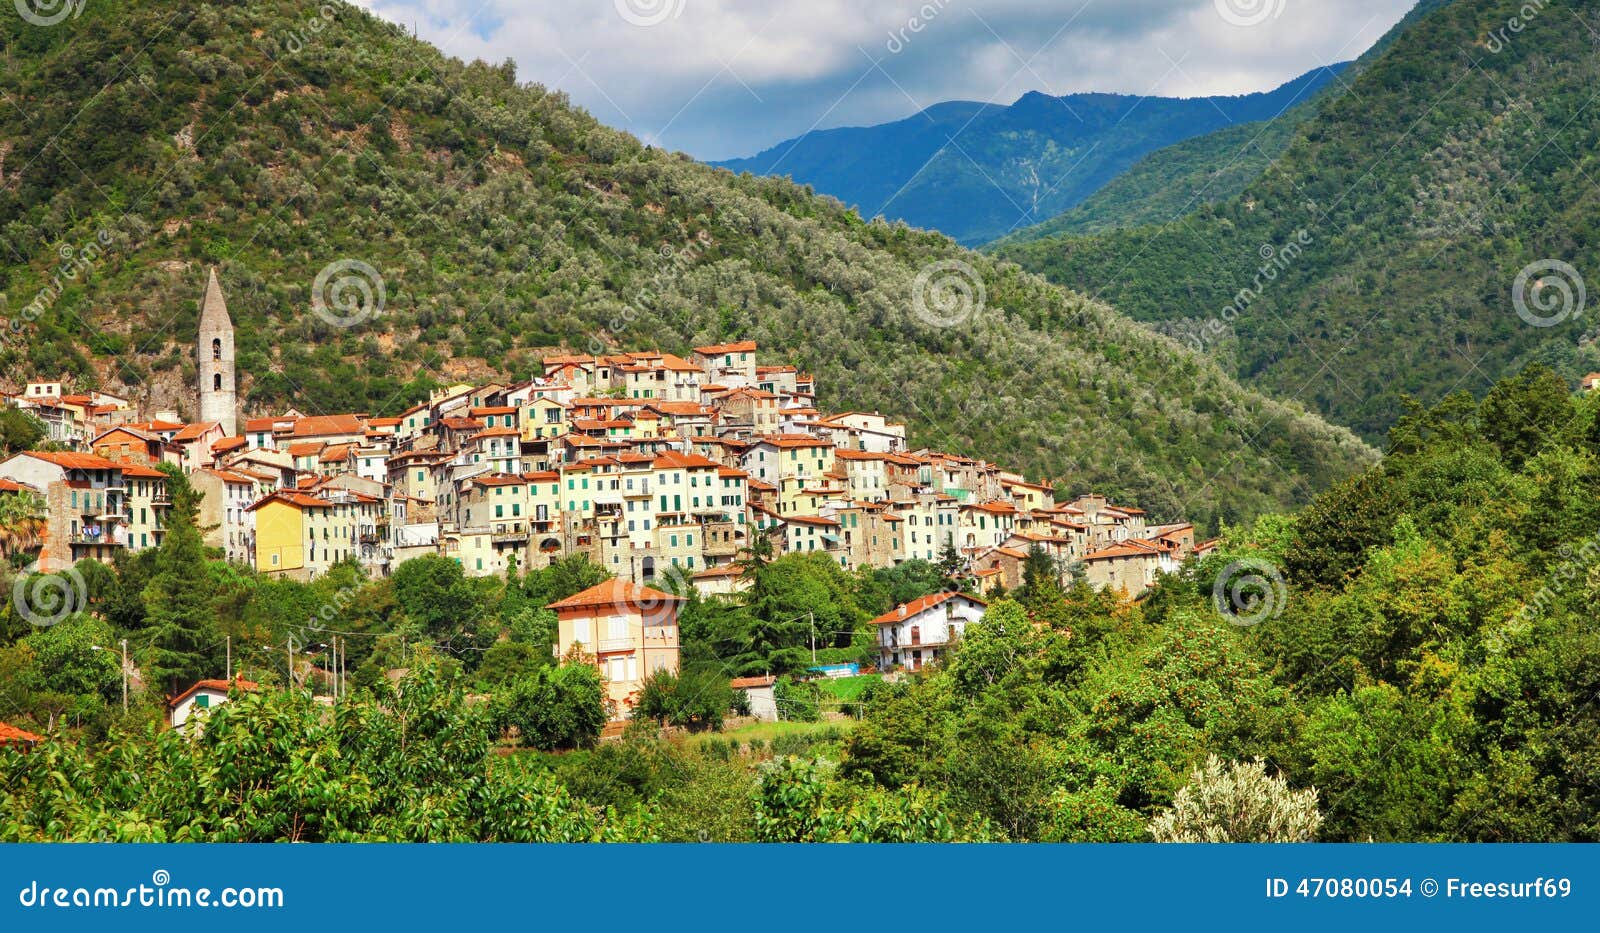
xmin=546 ymin=578 xmax=686 ymax=612
xmin=870 ymin=590 xmax=986 ymax=626
xmin=173 ymin=421 xmax=221 ymax=442
xmin=168 ymin=676 xmax=260 ymax=709
xmin=729 ymin=675 xmax=776 ymax=689
xmin=694 ymin=340 xmax=758 ymax=355
xmin=754 ymin=434 xmax=831 ymax=449
xmin=291 ymin=414 xmax=367 ymax=437
xmin=652 ymin=451 xmax=719 ymax=470
xmin=0 ymin=721 xmax=44 ymax=745
xmin=16 ymin=451 xmax=121 ymax=470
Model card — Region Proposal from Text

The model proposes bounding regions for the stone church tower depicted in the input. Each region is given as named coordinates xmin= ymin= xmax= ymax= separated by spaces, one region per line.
xmin=196 ymin=267 xmax=238 ymax=435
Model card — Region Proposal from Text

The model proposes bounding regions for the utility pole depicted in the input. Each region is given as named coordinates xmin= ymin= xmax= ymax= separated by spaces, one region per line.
xmin=286 ymin=636 xmax=294 ymax=691
xmin=226 ymin=636 xmax=231 ymax=681
xmin=120 ymin=639 xmax=128 ymax=714
xmin=809 ymin=611 xmax=816 ymax=666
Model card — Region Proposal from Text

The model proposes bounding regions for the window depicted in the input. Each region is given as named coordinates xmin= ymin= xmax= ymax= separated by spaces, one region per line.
xmin=213 ymin=373 xmax=223 ymax=391
xmin=212 ymin=338 xmax=222 ymax=361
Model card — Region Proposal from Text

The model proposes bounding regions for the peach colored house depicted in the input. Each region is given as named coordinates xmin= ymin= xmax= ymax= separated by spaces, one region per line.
xmin=548 ymin=579 xmax=683 ymax=718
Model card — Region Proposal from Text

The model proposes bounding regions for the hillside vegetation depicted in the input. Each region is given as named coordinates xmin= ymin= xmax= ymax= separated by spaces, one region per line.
xmin=996 ymin=0 xmax=1600 ymax=440
xmin=993 ymin=0 xmax=1457 ymax=242
xmin=0 ymin=0 xmax=1373 ymax=528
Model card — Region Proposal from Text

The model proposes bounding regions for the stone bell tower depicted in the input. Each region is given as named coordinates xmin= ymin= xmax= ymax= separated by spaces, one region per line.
xmin=196 ymin=267 xmax=238 ymax=435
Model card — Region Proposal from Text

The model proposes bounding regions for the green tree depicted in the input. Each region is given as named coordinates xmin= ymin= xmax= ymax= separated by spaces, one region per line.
xmin=141 ymin=464 xmax=218 ymax=693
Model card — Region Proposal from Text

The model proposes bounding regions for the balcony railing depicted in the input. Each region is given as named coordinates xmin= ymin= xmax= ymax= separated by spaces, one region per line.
xmin=596 ymin=637 xmax=635 ymax=653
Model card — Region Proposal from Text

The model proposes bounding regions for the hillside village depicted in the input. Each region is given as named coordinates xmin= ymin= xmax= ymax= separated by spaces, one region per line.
xmin=1 ymin=272 xmax=1211 ymax=701
xmin=1 ymin=272 xmax=1209 ymax=593
xmin=2 ymin=271 xmax=1206 ymax=595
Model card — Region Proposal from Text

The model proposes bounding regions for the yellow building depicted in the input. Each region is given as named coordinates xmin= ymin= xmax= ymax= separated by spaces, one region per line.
xmin=549 ymin=579 xmax=683 ymax=718
xmin=248 ymin=490 xmax=362 ymax=580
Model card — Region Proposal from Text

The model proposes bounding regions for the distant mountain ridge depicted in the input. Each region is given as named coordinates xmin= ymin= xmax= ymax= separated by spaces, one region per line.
xmin=993 ymin=0 xmax=1458 ymax=243
xmin=714 ymin=65 xmax=1347 ymax=246
xmin=994 ymin=0 xmax=1600 ymax=441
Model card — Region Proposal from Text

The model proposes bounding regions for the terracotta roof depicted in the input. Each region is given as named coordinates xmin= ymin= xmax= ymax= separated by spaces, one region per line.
xmin=118 ymin=464 xmax=167 ymax=479
xmin=652 ymin=451 xmax=720 ymax=470
xmin=168 ymin=676 xmax=260 ymax=709
xmin=753 ymin=433 xmax=831 ymax=449
xmin=199 ymin=468 xmax=257 ymax=485
xmin=694 ymin=340 xmax=758 ymax=355
xmin=173 ymin=421 xmax=221 ymax=442
xmin=729 ymin=675 xmax=776 ymax=689
xmin=870 ymin=590 xmax=986 ymax=626
xmin=1083 ymin=541 xmax=1167 ymax=562
xmin=546 ymin=578 xmax=687 ymax=612
xmin=15 ymin=451 xmax=121 ymax=470
xmin=290 ymin=414 xmax=366 ymax=437
xmin=213 ymin=436 xmax=247 ymax=453
xmin=0 ymin=721 xmax=44 ymax=745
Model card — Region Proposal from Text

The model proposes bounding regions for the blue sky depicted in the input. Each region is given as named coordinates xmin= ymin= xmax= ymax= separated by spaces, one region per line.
xmin=354 ymin=0 xmax=1416 ymax=161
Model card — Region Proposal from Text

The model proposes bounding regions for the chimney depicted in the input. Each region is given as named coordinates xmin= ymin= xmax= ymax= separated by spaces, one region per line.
xmin=897 ymin=604 xmax=907 ymax=618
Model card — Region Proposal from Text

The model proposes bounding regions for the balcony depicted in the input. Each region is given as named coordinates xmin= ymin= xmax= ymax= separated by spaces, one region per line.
xmin=596 ymin=637 xmax=636 ymax=653
xmin=492 ymin=528 xmax=529 ymax=545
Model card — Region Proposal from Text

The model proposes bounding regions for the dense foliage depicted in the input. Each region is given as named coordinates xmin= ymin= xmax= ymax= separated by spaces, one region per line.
xmin=4 ymin=369 xmax=1598 ymax=842
xmin=834 ymin=366 xmax=1600 ymax=840
xmin=997 ymin=0 xmax=1600 ymax=440
xmin=0 ymin=0 xmax=1373 ymax=529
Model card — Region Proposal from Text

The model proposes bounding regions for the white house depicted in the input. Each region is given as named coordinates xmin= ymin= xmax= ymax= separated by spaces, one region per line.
xmin=168 ymin=676 xmax=258 ymax=732
xmin=730 ymin=674 xmax=778 ymax=722
xmin=871 ymin=591 xmax=987 ymax=672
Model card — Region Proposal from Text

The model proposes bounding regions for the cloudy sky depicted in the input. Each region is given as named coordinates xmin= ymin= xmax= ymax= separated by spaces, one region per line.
xmin=354 ymin=0 xmax=1416 ymax=161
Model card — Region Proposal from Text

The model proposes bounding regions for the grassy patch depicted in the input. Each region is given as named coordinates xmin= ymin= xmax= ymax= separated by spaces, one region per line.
xmin=814 ymin=675 xmax=881 ymax=702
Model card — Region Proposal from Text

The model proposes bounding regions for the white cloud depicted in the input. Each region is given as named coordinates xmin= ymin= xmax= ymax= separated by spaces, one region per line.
xmin=354 ymin=0 xmax=1417 ymax=160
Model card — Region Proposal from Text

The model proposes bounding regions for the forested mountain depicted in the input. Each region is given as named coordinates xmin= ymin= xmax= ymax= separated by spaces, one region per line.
xmin=993 ymin=0 xmax=1459 ymax=241
xmin=0 ymin=0 xmax=1373 ymax=529
xmin=995 ymin=0 xmax=1600 ymax=440
xmin=713 ymin=67 xmax=1344 ymax=246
